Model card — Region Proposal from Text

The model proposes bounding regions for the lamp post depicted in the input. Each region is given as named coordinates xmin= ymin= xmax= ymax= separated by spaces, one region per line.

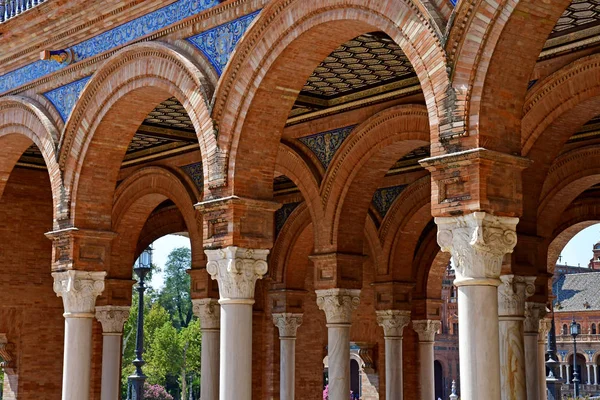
xmin=128 ymin=246 xmax=153 ymax=400
xmin=571 ymin=318 xmax=582 ymax=398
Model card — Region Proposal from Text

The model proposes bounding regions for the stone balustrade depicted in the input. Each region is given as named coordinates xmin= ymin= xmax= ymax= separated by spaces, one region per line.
xmin=0 ymin=0 xmax=46 ymax=23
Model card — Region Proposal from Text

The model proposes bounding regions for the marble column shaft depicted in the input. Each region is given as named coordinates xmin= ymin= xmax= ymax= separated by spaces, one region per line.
xmin=594 ymin=364 xmax=598 ymax=385
xmin=538 ymin=318 xmax=552 ymax=400
xmin=95 ymin=306 xmax=130 ymax=400
xmin=588 ymin=364 xmax=593 ymax=385
xmin=317 ymin=288 xmax=361 ymax=400
xmin=192 ymin=298 xmax=220 ymax=400
xmin=272 ymin=313 xmax=303 ymax=400
xmin=413 ymin=320 xmax=441 ymax=400
xmin=436 ymin=212 xmax=519 ymax=400
xmin=498 ymin=275 xmax=535 ymax=400
xmin=376 ymin=310 xmax=411 ymax=400
xmin=206 ymin=247 xmax=268 ymax=400
xmin=53 ymin=270 xmax=106 ymax=400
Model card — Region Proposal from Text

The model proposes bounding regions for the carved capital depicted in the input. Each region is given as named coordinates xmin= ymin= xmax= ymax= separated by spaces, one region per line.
xmin=52 ymin=270 xmax=106 ymax=317
xmin=205 ymin=246 xmax=268 ymax=303
xmin=524 ymin=302 xmax=547 ymax=334
xmin=538 ymin=318 xmax=552 ymax=343
xmin=316 ymin=288 xmax=361 ymax=325
xmin=413 ymin=320 xmax=442 ymax=342
xmin=376 ymin=310 xmax=411 ymax=338
xmin=0 ymin=334 xmax=16 ymax=374
xmin=272 ymin=313 xmax=303 ymax=338
xmin=192 ymin=298 xmax=220 ymax=331
xmin=436 ymin=212 xmax=519 ymax=286
xmin=498 ymin=275 xmax=536 ymax=318
xmin=95 ymin=306 xmax=130 ymax=335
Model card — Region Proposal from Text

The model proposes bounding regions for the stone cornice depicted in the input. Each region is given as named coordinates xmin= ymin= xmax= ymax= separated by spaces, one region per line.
xmin=316 ymin=288 xmax=361 ymax=326
xmin=192 ymin=298 xmax=220 ymax=330
xmin=272 ymin=313 xmax=303 ymax=338
xmin=436 ymin=212 xmax=519 ymax=286
xmin=205 ymin=246 xmax=268 ymax=303
xmin=95 ymin=305 xmax=130 ymax=335
xmin=376 ymin=310 xmax=411 ymax=338
xmin=52 ymin=270 xmax=106 ymax=317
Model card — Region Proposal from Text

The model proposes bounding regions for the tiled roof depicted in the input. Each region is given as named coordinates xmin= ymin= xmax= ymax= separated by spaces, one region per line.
xmin=554 ymin=271 xmax=600 ymax=312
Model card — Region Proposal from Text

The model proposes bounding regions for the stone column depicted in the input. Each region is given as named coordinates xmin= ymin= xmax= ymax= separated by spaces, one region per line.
xmin=206 ymin=247 xmax=268 ymax=400
xmin=523 ymin=303 xmax=545 ymax=400
xmin=497 ymin=275 xmax=536 ymax=400
xmin=588 ymin=363 xmax=593 ymax=385
xmin=272 ymin=313 xmax=303 ymax=400
xmin=95 ymin=306 xmax=130 ymax=400
xmin=436 ymin=212 xmax=519 ymax=400
xmin=593 ymin=364 xmax=598 ymax=385
xmin=566 ymin=365 xmax=571 ymax=384
xmin=316 ymin=289 xmax=361 ymax=400
xmin=413 ymin=320 xmax=441 ymax=400
xmin=192 ymin=298 xmax=220 ymax=400
xmin=538 ymin=318 xmax=552 ymax=400
xmin=376 ymin=310 xmax=411 ymax=400
xmin=52 ymin=270 xmax=106 ymax=400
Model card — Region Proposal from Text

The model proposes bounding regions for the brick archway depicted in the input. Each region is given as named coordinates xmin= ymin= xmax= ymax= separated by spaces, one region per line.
xmin=211 ymin=0 xmax=449 ymax=199
xmin=59 ymin=41 xmax=215 ymax=229
xmin=0 ymin=95 xmax=62 ymax=221
xmin=538 ymin=146 xmax=600 ymax=237
xmin=320 ymin=105 xmax=430 ymax=254
xmin=446 ymin=0 xmax=571 ymax=153
xmin=110 ymin=166 xmax=203 ymax=279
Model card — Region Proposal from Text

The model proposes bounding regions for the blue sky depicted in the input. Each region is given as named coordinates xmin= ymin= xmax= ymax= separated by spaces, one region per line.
xmin=150 ymin=234 xmax=191 ymax=289
xmin=560 ymin=224 xmax=600 ymax=268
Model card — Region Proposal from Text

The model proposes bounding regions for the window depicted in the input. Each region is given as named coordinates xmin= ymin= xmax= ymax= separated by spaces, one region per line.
xmin=592 ymin=323 xmax=597 ymax=335
xmin=453 ymin=322 xmax=459 ymax=336
xmin=563 ymin=324 xmax=568 ymax=335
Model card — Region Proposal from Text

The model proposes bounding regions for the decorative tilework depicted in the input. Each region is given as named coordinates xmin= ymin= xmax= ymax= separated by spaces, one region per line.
xmin=0 ymin=0 xmax=220 ymax=94
xmin=558 ymin=349 xmax=569 ymax=361
xmin=275 ymin=202 xmax=301 ymax=237
xmin=181 ymin=162 xmax=204 ymax=193
xmin=298 ymin=125 xmax=356 ymax=169
xmin=187 ymin=11 xmax=260 ymax=75
xmin=372 ymin=185 xmax=408 ymax=217
xmin=43 ymin=76 xmax=91 ymax=121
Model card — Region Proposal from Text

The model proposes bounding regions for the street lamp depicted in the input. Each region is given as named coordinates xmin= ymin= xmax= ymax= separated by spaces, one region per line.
xmin=571 ymin=318 xmax=582 ymax=398
xmin=128 ymin=246 xmax=153 ymax=400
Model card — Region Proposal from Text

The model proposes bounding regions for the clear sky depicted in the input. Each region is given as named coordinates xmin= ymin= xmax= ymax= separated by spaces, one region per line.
xmin=149 ymin=234 xmax=191 ymax=289
xmin=560 ymin=223 xmax=600 ymax=268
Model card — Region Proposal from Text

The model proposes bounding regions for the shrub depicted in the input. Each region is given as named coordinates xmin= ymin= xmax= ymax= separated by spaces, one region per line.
xmin=144 ymin=383 xmax=174 ymax=400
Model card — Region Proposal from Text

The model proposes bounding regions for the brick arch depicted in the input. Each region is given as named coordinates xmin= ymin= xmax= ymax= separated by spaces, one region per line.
xmin=270 ymin=202 xmax=312 ymax=288
xmin=136 ymin=206 xmax=188 ymax=260
xmin=320 ymin=105 xmax=430 ymax=254
xmin=211 ymin=0 xmax=449 ymax=199
xmin=446 ymin=0 xmax=571 ymax=152
xmin=538 ymin=146 xmax=600 ymax=237
xmin=59 ymin=41 xmax=215 ymax=230
xmin=110 ymin=166 xmax=202 ymax=279
xmin=0 ymin=96 xmax=62 ymax=219
xmin=377 ymin=176 xmax=431 ymax=279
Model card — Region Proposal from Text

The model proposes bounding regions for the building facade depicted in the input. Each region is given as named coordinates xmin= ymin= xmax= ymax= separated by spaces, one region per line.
xmin=0 ymin=0 xmax=600 ymax=399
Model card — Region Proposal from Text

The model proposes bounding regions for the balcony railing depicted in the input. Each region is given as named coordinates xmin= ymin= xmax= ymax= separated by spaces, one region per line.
xmin=0 ymin=0 xmax=46 ymax=23
xmin=556 ymin=333 xmax=600 ymax=342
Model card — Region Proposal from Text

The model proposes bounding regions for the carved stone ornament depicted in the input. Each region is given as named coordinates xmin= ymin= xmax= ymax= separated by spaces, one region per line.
xmin=524 ymin=302 xmax=547 ymax=334
xmin=436 ymin=212 xmax=519 ymax=285
xmin=192 ymin=298 xmax=220 ymax=330
xmin=205 ymin=246 xmax=269 ymax=302
xmin=538 ymin=318 xmax=552 ymax=343
xmin=0 ymin=334 xmax=16 ymax=374
xmin=95 ymin=306 xmax=130 ymax=335
xmin=497 ymin=275 xmax=536 ymax=318
xmin=272 ymin=313 xmax=303 ymax=338
xmin=376 ymin=310 xmax=411 ymax=338
xmin=52 ymin=270 xmax=106 ymax=317
xmin=316 ymin=288 xmax=361 ymax=325
xmin=412 ymin=319 xmax=442 ymax=342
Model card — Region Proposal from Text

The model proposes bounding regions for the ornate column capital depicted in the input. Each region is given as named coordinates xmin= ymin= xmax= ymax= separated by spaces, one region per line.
xmin=272 ymin=313 xmax=303 ymax=338
xmin=316 ymin=288 xmax=361 ymax=325
xmin=95 ymin=305 xmax=130 ymax=335
xmin=524 ymin=302 xmax=547 ymax=334
xmin=538 ymin=317 xmax=552 ymax=343
xmin=498 ymin=275 xmax=536 ymax=318
xmin=192 ymin=298 xmax=220 ymax=331
xmin=413 ymin=319 xmax=442 ymax=342
xmin=376 ymin=310 xmax=411 ymax=338
xmin=436 ymin=212 xmax=519 ymax=286
xmin=52 ymin=270 xmax=106 ymax=317
xmin=205 ymin=246 xmax=269 ymax=303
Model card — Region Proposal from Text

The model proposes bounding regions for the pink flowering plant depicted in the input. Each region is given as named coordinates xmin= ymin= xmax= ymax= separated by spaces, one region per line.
xmin=144 ymin=383 xmax=174 ymax=400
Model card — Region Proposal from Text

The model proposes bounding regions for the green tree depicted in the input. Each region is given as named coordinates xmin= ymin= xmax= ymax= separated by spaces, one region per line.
xmin=145 ymin=321 xmax=181 ymax=385
xmin=178 ymin=319 xmax=202 ymax=397
xmin=158 ymin=247 xmax=193 ymax=329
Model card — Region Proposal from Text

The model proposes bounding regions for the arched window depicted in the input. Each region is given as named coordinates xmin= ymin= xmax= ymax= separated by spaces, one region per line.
xmin=591 ymin=323 xmax=597 ymax=335
xmin=563 ymin=324 xmax=568 ymax=335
